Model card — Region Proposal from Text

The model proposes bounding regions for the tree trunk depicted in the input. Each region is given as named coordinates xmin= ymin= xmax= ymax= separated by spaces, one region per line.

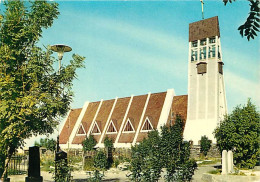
xmin=1 ymin=147 xmax=15 ymax=179
xmin=82 ymin=150 xmax=85 ymax=171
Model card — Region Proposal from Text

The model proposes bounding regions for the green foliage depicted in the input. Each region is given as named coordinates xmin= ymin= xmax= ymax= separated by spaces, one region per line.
xmin=197 ymin=158 xmax=221 ymax=166
xmin=0 ymin=0 xmax=85 ymax=178
xmin=208 ymin=169 xmax=221 ymax=175
xmin=130 ymin=115 xmax=197 ymax=182
xmin=104 ymin=136 xmax=114 ymax=149
xmin=89 ymin=151 xmax=108 ymax=182
xmin=223 ymin=0 xmax=259 ymax=40
xmin=82 ymin=135 xmax=97 ymax=152
xmin=86 ymin=170 xmax=104 ymax=182
xmin=84 ymin=157 xmax=95 ymax=171
xmin=214 ymin=99 xmax=260 ymax=169
xmin=93 ymin=150 xmax=108 ymax=170
xmin=34 ymin=138 xmax=56 ymax=152
xmin=41 ymin=157 xmax=55 ymax=171
xmin=130 ymin=130 xmax=162 ymax=182
xmin=53 ymin=159 xmax=72 ymax=182
xmin=200 ymin=135 xmax=212 ymax=157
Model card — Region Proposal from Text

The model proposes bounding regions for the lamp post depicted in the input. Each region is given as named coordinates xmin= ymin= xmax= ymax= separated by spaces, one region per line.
xmin=50 ymin=44 xmax=72 ymax=152
xmin=50 ymin=44 xmax=72 ymax=74
xmin=51 ymin=44 xmax=72 ymax=182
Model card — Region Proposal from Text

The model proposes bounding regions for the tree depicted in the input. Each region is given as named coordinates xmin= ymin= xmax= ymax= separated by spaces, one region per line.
xmin=104 ymin=136 xmax=113 ymax=149
xmin=104 ymin=136 xmax=114 ymax=168
xmin=82 ymin=135 xmax=97 ymax=152
xmin=161 ymin=116 xmax=197 ymax=182
xmin=223 ymin=0 xmax=259 ymax=40
xmin=34 ymin=138 xmax=57 ymax=152
xmin=200 ymin=135 xmax=211 ymax=157
xmin=130 ymin=115 xmax=197 ymax=182
xmin=93 ymin=150 xmax=108 ymax=181
xmin=214 ymin=99 xmax=260 ymax=169
xmin=0 ymin=0 xmax=85 ymax=178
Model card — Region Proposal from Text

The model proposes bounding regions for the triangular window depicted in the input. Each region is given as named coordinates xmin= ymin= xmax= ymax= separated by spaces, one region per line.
xmin=141 ymin=117 xmax=153 ymax=132
xmin=106 ymin=120 xmax=117 ymax=134
xmin=76 ymin=124 xmax=86 ymax=136
xmin=91 ymin=121 xmax=101 ymax=135
xmin=122 ymin=118 xmax=135 ymax=133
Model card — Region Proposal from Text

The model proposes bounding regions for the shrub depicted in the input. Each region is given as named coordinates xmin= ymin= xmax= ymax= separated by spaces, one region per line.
xmin=200 ymin=135 xmax=211 ymax=157
xmin=130 ymin=115 xmax=197 ymax=182
xmin=84 ymin=157 xmax=95 ymax=171
xmin=34 ymin=138 xmax=57 ymax=152
xmin=53 ymin=159 xmax=72 ymax=182
xmin=93 ymin=150 xmax=108 ymax=170
xmin=82 ymin=135 xmax=97 ymax=152
xmin=104 ymin=136 xmax=113 ymax=149
xmin=214 ymin=99 xmax=260 ymax=169
xmin=90 ymin=150 xmax=108 ymax=182
xmin=104 ymin=136 xmax=113 ymax=167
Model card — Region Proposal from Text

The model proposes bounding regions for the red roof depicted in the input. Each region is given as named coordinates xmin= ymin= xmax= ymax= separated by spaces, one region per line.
xmin=59 ymin=108 xmax=82 ymax=144
xmin=59 ymin=91 xmax=188 ymax=147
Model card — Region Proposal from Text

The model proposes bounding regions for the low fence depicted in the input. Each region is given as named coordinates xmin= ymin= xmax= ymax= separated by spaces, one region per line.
xmin=7 ymin=155 xmax=28 ymax=175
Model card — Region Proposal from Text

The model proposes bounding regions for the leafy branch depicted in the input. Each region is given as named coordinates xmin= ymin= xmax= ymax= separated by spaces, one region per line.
xmin=223 ymin=0 xmax=260 ymax=40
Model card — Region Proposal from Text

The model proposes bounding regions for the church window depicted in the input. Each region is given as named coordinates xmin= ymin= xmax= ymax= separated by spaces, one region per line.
xmin=200 ymin=47 xmax=206 ymax=60
xmin=76 ymin=124 xmax=86 ymax=136
xmin=192 ymin=40 xmax=198 ymax=47
xmin=122 ymin=118 xmax=135 ymax=133
xmin=106 ymin=120 xmax=117 ymax=134
xmin=141 ymin=117 xmax=153 ymax=132
xmin=209 ymin=37 xmax=216 ymax=44
xmin=91 ymin=121 xmax=101 ymax=135
xmin=197 ymin=62 xmax=207 ymax=74
xmin=218 ymin=46 xmax=221 ymax=59
xmin=209 ymin=45 xmax=216 ymax=58
xmin=191 ymin=49 xmax=197 ymax=62
xmin=200 ymin=39 xmax=206 ymax=46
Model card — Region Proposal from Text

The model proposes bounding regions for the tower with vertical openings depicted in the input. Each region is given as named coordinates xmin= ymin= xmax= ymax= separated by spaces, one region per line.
xmin=184 ymin=16 xmax=227 ymax=144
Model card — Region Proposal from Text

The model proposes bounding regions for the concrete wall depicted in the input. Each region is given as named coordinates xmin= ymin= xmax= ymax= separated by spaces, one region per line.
xmin=184 ymin=37 xmax=227 ymax=145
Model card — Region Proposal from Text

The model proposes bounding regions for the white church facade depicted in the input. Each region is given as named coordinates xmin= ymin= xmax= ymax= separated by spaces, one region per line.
xmin=59 ymin=16 xmax=227 ymax=149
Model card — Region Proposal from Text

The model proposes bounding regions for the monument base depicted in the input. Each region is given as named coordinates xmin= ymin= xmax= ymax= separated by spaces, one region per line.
xmin=25 ymin=176 xmax=43 ymax=182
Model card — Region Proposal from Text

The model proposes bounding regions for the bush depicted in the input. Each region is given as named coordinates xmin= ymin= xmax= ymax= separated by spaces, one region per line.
xmin=89 ymin=150 xmax=108 ymax=182
xmin=84 ymin=157 xmax=95 ymax=171
xmin=130 ymin=115 xmax=197 ymax=182
xmin=53 ymin=159 xmax=72 ymax=182
xmin=200 ymin=135 xmax=211 ymax=157
xmin=104 ymin=136 xmax=113 ymax=149
xmin=82 ymin=135 xmax=97 ymax=152
xmin=34 ymin=138 xmax=56 ymax=152
xmin=214 ymin=99 xmax=260 ymax=169
xmin=93 ymin=150 xmax=108 ymax=170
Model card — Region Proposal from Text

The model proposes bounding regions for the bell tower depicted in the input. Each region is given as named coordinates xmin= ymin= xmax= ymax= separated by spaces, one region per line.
xmin=184 ymin=16 xmax=227 ymax=144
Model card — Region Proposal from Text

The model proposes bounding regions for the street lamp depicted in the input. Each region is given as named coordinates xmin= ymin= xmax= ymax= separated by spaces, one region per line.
xmin=50 ymin=44 xmax=72 ymax=74
xmin=50 ymin=44 xmax=72 ymax=152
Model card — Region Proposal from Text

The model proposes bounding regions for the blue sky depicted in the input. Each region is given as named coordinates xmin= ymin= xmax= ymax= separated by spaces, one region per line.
xmin=41 ymin=1 xmax=259 ymax=109
xmin=17 ymin=0 xmax=260 ymax=145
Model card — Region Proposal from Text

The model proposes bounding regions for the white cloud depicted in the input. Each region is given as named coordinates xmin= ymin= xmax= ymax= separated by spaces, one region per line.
xmin=85 ymin=16 xmax=187 ymax=55
xmin=225 ymin=70 xmax=260 ymax=110
xmin=75 ymin=16 xmax=188 ymax=78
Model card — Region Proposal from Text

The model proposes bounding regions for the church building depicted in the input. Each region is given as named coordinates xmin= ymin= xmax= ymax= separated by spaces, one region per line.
xmin=59 ymin=16 xmax=227 ymax=149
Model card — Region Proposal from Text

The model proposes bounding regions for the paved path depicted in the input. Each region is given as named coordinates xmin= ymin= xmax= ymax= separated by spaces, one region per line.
xmin=8 ymin=163 xmax=260 ymax=182
xmin=192 ymin=163 xmax=218 ymax=181
xmin=9 ymin=165 xmax=215 ymax=182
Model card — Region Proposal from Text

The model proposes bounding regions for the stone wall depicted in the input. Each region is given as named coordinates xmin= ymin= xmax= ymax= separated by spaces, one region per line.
xmin=63 ymin=144 xmax=220 ymax=159
xmin=190 ymin=144 xmax=221 ymax=158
